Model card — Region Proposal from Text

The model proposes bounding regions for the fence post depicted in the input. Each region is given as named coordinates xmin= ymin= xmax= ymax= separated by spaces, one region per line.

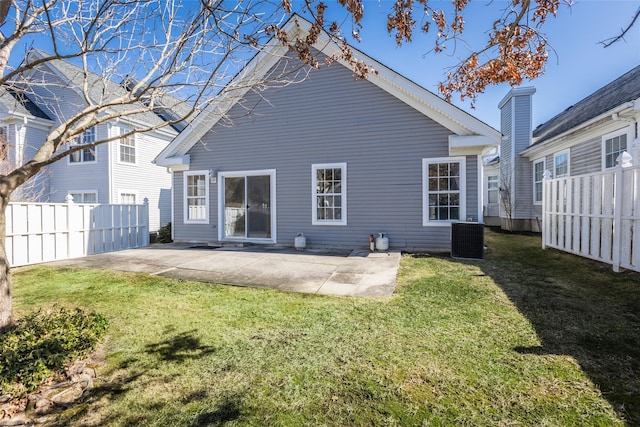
xmin=613 ymin=151 xmax=634 ymax=272
xmin=65 ymin=194 xmax=79 ymax=259
xmin=541 ymin=169 xmax=552 ymax=250
xmin=143 ymin=197 xmax=150 ymax=247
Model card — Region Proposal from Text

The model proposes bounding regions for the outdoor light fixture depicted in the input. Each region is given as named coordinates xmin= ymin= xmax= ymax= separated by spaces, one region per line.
xmin=209 ymin=169 xmax=217 ymax=183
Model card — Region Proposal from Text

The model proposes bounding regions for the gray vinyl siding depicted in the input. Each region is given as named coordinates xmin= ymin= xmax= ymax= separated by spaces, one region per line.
xmin=513 ymin=95 xmax=533 ymax=219
xmin=110 ymin=131 xmax=172 ymax=232
xmin=570 ymin=135 xmax=601 ymax=175
xmin=499 ymin=103 xmax=512 ymax=220
xmin=173 ymin=58 xmax=481 ymax=251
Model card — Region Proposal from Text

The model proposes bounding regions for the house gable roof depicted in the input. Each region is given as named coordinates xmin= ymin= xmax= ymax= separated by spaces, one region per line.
xmin=21 ymin=50 xmax=180 ymax=136
xmin=155 ymin=15 xmax=500 ymax=167
xmin=0 ymin=85 xmax=51 ymax=120
xmin=533 ymin=64 xmax=640 ymax=144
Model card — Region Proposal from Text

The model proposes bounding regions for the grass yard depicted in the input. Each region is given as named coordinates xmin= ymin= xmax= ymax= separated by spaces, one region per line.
xmin=11 ymin=229 xmax=640 ymax=426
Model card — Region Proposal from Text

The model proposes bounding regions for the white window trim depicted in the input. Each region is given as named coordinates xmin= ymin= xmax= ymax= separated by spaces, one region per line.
xmin=116 ymin=127 xmax=137 ymax=166
xmin=183 ymin=170 xmax=209 ymax=224
xmin=422 ymin=156 xmax=466 ymax=227
xmin=311 ymin=162 xmax=347 ymax=226
xmin=68 ymin=128 xmax=97 ymax=165
xmin=602 ymin=127 xmax=631 ymax=170
xmin=118 ymin=189 xmax=139 ymax=204
xmin=68 ymin=190 xmax=99 ymax=204
xmin=533 ymin=158 xmax=545 ymax=205
xmin=486 ymin=174 xmax=499 ymax=204
xmin=553 ymin=149 xmax=570 ymax=178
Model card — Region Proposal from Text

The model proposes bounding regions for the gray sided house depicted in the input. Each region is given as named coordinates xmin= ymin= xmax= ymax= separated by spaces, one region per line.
xmin=3 ymin=50 xmax=183 ymax=232
xmin=156 ymin=16 xmax=500 ymax=252
xmin=487 ymin=65 xmax=640 ymax=231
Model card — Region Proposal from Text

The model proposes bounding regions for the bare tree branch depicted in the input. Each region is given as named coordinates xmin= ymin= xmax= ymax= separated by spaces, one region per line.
xmin=600 ymin=6 xmax=640 ymax=47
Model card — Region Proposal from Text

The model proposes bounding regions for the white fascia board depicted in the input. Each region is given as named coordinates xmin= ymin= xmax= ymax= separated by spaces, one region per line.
xmin=155 ymin=154 xmax=190 ymax=171
xmin=449 ymin=134 xmax=500 ymax=156
xmin=2 ymin=113 xmax=53 ymax=131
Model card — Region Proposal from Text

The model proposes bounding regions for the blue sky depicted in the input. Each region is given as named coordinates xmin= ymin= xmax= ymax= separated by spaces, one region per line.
xmin=313 ymin=0 xmax=640 ymax=130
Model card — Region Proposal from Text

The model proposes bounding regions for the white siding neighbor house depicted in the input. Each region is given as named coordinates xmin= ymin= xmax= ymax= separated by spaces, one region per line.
xmin=3 ymin=50 xmax=182 ymax=233
xmin=155 ymin=15 xmax=501 ymax=252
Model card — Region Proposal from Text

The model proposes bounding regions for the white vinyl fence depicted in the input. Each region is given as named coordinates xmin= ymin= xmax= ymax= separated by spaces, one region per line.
xmin=543 ymin=156 xmax=640 ymax=273
xmin=6 ymin=197 xmax=149 ymax=267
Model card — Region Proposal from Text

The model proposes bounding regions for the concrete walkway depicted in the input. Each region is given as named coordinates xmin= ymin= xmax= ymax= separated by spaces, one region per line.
xmin=44 ymin=244 xmax=401 ymax=297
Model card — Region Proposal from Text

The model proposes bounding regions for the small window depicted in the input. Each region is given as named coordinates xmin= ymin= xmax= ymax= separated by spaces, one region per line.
xmin=69 ymin=128 xmax=96 ymax=163
xmin=603 ymin=132 xmax=628 ymax=169
xmin=533 ymin=159 xmax=545 ymax=204
xmin=487 ymin=175 xmax=499 ymax=204
xmin=184 ymin=171 xmax=209 ymax=223
xmin=422 ymin=157 xmax=466 ymax=225
xmin=553 ymin=151 xmax=569 ymax=178
xmin=119 ymin=132 xmax=136 ymax=164
xmin=119 ymin=192 xmax=137 ymax=204
xmin=312 ymin=163 xmax=347 ymax=225
xmin=69 ymin=192 xmax=98 ymax=204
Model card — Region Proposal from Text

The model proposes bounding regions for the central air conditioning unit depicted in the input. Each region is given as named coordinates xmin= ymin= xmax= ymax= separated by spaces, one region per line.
xmin=451 ymin=222 xmax=484 ymax=259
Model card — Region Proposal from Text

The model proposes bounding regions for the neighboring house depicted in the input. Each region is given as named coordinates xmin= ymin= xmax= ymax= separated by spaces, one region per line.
xmin=486 ymin=65 xmax=640 ymax=231
xmin=0 ymin=85 xmax=53 ymax=201
xmin=3 ymin=50 xmax=182 ymax=232
xmin=155 ymin=15 xmax=501 ymax=252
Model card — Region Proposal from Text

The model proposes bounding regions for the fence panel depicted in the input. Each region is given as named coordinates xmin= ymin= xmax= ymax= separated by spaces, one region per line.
xmin=543 ymin=164 xmax=640 ymax=273
xmin=6 ymin=199 xmax=149 ymax=267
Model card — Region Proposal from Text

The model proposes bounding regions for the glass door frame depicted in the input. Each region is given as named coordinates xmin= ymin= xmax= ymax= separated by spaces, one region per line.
xmin=217 ymin=169 xmax=277 ymax=244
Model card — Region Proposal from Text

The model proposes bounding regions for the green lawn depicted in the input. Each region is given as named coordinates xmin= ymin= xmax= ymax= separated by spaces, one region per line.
xmin=12 ymin=229 xmax=639 ymax=426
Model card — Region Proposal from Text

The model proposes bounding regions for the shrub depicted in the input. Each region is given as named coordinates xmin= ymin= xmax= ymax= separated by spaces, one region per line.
xmin=157 ymin=221 xmax=172 ymax=244
xmin=0 ymin=306 xmax=109 ymax=396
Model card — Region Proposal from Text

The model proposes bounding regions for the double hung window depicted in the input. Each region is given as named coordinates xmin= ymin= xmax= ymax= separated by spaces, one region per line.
xmin=312 ymin=163 xmax=347 ymax=225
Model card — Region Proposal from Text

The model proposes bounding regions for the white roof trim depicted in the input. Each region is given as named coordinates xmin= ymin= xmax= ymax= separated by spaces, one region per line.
xmin=522 ymin=100 xmax=637 ymax=159
xmin=449 ymin=135 xmax=499 ymax=156
xmin=155 ymin=15 xmax=500 ymax=166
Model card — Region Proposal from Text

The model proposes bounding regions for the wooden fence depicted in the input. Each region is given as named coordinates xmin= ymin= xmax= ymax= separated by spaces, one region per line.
xmin=543 ymin=161 xmax=640 ymax=272
xmin=6 ymin=197 xmax=149 ymax=267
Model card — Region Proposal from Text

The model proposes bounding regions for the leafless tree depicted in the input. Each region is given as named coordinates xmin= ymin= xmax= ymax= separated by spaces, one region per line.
xmin=0 ymin=0 xmax=575 ymax=328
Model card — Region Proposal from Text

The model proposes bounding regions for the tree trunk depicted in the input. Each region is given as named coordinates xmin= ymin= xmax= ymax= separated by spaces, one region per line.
xmin=0 ymin=194 xmax=12 ymax=329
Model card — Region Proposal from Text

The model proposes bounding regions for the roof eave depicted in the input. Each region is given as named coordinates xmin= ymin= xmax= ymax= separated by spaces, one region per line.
xmin=523 ymin=99 xmax=638 ymax=159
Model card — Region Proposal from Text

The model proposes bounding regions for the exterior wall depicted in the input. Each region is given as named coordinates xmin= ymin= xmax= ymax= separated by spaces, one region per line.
xmin=570 ymin=135 xmax=601 ymax=175
xmin=109 ymin=126 xmax=172 ymax=232
xmin=46 ymin=123 xmax=110 ymax=204
xmin=173 ymin=60 xmax=481 ymax=251
xmin=512 ymin=95 xmax=534 ymax=219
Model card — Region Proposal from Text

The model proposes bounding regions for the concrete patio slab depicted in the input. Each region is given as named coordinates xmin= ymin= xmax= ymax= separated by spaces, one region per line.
xmin=43 ymin=244 xmax=401 ymax=297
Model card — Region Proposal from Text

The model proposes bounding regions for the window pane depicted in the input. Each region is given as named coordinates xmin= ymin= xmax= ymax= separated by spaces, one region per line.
xmin=428 ymin=164 xmax=438 ymax=177
xmin=439 ymin=178 xmax=449 ymax=191
xmin=449 ymin=162 xmax=459 ymax=176
xmin=428 ymin=178 xmax=438 ymax=191
xmin=450 ymin=207 xmax=459 ymax=220
xmin=450 ymin=177 xmax=460 ymax=191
